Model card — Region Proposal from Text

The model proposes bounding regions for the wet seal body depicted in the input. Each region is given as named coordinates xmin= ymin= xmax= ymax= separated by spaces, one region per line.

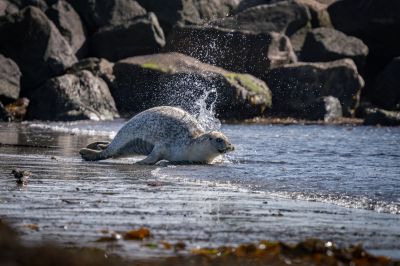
xmin=79 ymin=106 xmax=234 ymax=164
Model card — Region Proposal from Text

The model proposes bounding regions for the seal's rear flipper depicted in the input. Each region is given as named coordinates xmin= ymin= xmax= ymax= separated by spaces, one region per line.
xmin=86 ymin=141 xmax=110 ymax=150
xmin=79 ymin=148 xmax=104 ymax=161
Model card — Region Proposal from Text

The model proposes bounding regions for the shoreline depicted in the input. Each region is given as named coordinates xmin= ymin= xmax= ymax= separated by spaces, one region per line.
xmin=0 ymin=123 xmax=399 ymax=262
xmin=223 ymin=117 xmax=365 ymax=126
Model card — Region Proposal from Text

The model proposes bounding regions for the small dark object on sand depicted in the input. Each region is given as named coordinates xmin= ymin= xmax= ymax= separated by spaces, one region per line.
xmin=11 ymin=169 xmax=31 ymax=185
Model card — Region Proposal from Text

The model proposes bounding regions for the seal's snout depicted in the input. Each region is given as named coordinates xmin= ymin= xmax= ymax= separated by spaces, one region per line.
xmin=218 ymin=143 xmax=235 ymax=154
xmin=228 ymin=144 xmax=235 ymax=151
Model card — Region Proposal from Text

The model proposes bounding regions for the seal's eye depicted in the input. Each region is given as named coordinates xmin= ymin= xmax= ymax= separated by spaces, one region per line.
xmin=216 ymin=138 xmax=223 ymax=143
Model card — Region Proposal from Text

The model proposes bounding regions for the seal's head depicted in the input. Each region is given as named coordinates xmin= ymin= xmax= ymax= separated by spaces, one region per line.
xmin=205 ymin=131 xmax=235 ymax=154
xmin=187 ymin=131 xmax=234 ymax=163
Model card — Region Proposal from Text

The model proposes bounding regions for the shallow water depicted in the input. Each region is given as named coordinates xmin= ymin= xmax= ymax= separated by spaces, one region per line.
xmin=0 ymin=121 xmax=399 ymax=258
xmin=28 ymin=120 xmax=400 ymax=214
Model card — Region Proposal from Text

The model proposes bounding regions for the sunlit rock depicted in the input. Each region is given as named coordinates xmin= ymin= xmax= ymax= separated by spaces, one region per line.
xmin=111 ymin=52 xmax=272 ymax=119
xmin=67 ymin=0 xmax=146 ymax=34
xmin=301 ymin=27 xmax=369 ymax=70
xmin=45 ymin=0 xmax=87 ymax=58
xmin=218 ymin=0 xmax=311 ymax=53
xmin=136 ymin=0 xmax=240 ymax=34
xmin=236 ymin=0 xmax=331 ymax=28
xmin=363 ymin=108 xmax=400 ymax=126
xmin=27 ymin=70 xmax=118 ymax=121
xmin=90 ymin=13 xmax=165 ymax=62
xmin=165 ymin=25 xmax=296 ymax=79
xmin=0 ymin=7 xmax=77 ymax=93
xmin=301 ymin=96 xmax=342 ymax=121
xmin=265 ymin=59 xmax=364 ymax=117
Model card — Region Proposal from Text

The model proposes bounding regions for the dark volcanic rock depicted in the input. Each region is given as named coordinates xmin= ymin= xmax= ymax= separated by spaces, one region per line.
xmin=215 ymin=0 xmax=311 ymax=52
xmin=136 ymin=0 xmax=239 ymax=34
xmin=0 ymin=54 xmax=21 ymax=104
xmin=265 ymin=59 xmax=364 ymax=116
xmin=301 ymin=27 xmax=369 ymax=70
xmin=0 ymin=7 xmax=77 ymax=93
xmin=111 ymin=52 xmax=272 ymax=119
xmin=216 ymin=1 xmax=310 ymax=36
xmin=165 ymin=25 xmax=296 ymax=79
xmin=363 ymin=108 xmax=400 ymax=126
xmin=67 ymin=57 xmax=115 ymax=85
xmin=91 ymin=13 xmax=165 ymax=62
xmin=369 ymin=57 xmax=400 ymax=111
xmin=67 ymin=0 xmax=146 ymax=34
xmin=328 ymin=0 xmax=400 ymax=74
xmin=302 ymin=96 xmax=342 ymax=121
xmin=136 ymin=0 xmax=200 ymax=33
xmin=27 ymin=70 xmax=118 ymax=121
xmin=235 ymin=0 xmax=331 ymax=28
xmin=45 ymin=0 xmax=86 ymax=58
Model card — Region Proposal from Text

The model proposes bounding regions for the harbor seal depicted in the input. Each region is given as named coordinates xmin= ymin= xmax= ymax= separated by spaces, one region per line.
xmin=79 ymin=106 xmax=235 ymax=164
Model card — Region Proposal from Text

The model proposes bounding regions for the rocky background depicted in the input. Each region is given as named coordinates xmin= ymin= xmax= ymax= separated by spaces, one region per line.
xmin=0 ymin=0 xmax=399 ymax=125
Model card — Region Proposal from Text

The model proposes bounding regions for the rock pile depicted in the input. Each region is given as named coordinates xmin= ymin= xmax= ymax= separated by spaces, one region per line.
xmin=0 ymin=0 xmax=398 ymax=125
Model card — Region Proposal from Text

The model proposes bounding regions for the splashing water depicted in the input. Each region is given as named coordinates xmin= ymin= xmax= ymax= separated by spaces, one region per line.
xmin=160 ymin=74 xmax=221 ymax=132
xmin=193 ymin=87 xmax=221 ymax=132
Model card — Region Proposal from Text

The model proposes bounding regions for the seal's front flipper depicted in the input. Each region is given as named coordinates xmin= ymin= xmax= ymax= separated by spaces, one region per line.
xmin=136 ymin=147 xmax=163 ymax=165
xmin=79 ymin=148 xmax=104 ymax=161
xmin=86 ymin=141 xmax=110 ymax=150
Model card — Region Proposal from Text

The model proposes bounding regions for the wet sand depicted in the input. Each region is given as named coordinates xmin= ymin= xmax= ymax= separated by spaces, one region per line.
xmin=0 ymin=122 xmax=399 ymax=259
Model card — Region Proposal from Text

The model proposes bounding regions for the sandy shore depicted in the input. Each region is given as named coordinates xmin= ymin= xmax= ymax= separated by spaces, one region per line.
xmin=0 ymin=122 xmax=399 ymax=261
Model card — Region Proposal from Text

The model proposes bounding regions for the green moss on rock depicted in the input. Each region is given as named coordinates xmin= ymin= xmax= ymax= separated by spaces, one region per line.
xmin=225 ymin=73 xmax=271 ymax=97
xmin=140 ymin=62 xmax=169 ymax=73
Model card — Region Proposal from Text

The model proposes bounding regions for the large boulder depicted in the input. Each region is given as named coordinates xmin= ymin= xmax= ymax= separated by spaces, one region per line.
xmin=0 ymin=54 xmax=21 ymax=104
xmin=135 ymin=0 xmax=200 ymax=33
xmin=217 ymin=1 xmax=310 ymax=35
xmin=165 ymin=25 xmax=296 ymax=79
xmin=90 ymin=13 xmax=165 ymax=62
xmin=235 ymin=0 xmax=331 ymax=27
xmin=0 ymin=7 xmax=77 ymax=93
xmin=136 ymin=0 xmax=239 ymax=34
xmin=67 ymin=0 xmax=146 ymax=34
xmin=265 ymin=59 xmax=364 ymax=116
xmin=27 ymin=70 xmax=118 ymax=121
xmin=301 ymin=96 xmax=342 ymax=121
xmin=363 ymin=108 xmax=400 ymax=126
xmin=328 ymin=0 xmax=400 ymax=74
xmin=368 ymin=57 xmax=400 ymax=111
xmin=301 ymin=27 xmax=369 ymax=70
xmin=111 ymin=53 xmax=272 ymax=119
xmin=213 ymin=1 xmax=311 ymax=52
xmin=45 ymin=0 xmax=86 ymax=58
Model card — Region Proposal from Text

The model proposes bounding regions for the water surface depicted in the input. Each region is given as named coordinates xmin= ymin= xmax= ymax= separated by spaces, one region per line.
xmin=0 ymin=121 xmax=399 ymax=258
